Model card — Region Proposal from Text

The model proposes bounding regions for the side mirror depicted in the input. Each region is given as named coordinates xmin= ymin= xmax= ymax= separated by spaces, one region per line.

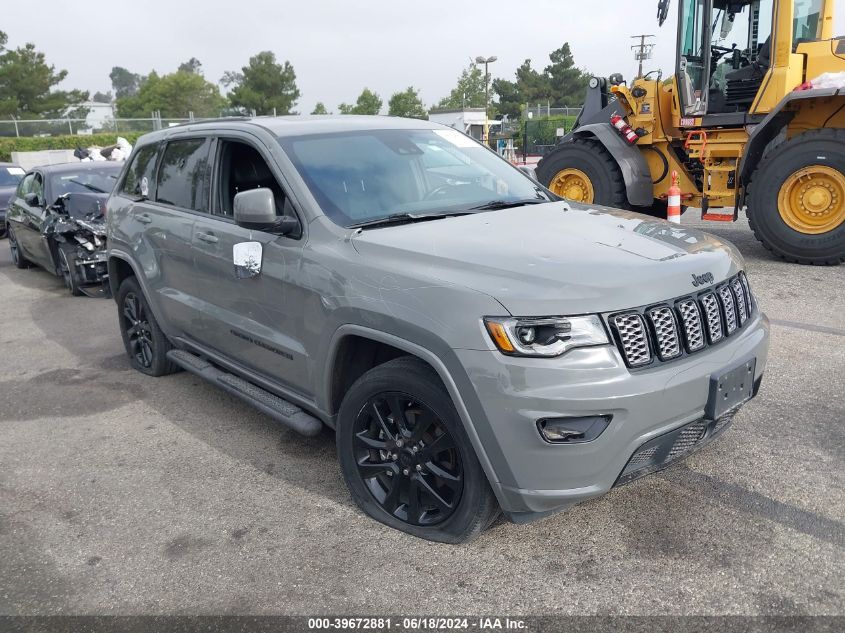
xmin=233 ymin=188 xmax=299 ymax=236
xmin=519 ymin=166 xmax=539 ymax=182
xmin=24 ymin=192 xmax=41 ymax=208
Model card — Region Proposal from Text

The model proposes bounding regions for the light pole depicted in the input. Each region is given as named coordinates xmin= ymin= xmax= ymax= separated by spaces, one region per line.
xmin=475 ymin=55 xmax=497 ymax=142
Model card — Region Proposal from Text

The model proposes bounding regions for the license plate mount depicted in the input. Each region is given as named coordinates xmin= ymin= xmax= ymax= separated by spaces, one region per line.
xmin=706 ymin=358 xmax=756 ymax=420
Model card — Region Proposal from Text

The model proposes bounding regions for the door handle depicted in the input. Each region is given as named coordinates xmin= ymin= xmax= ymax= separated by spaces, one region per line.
xmin=133 ymin=213 xmax=152 ymax=224
xmin=196 ymin=232 xmax=219 ymax=244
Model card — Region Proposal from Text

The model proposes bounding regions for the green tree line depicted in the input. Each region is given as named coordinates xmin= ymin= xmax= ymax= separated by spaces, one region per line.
xmin=1 ymin=28 xmax=593 ymax=126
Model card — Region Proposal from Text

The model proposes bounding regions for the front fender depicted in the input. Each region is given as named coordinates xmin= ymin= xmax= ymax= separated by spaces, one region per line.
xmin=322 ymin=323 xmax=518 ymax=511
xmin=572 ymin=123 xmax=654 ymax=207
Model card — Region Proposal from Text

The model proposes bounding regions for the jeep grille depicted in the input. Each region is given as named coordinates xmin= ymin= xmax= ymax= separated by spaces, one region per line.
xmin=610 ymin=272 xmax=755 ymax=369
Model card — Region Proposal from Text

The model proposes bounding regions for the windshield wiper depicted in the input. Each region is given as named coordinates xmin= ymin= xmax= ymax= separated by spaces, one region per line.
xmin=467 ymin=198 xmax=549 ymax=211
xmin=350 ymin=211 xmax=469 ymax=230
xmin=66 ymin=179 xmax=107 ymax=193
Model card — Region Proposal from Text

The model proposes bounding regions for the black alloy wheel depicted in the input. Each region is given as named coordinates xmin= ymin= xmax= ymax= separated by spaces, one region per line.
xmin=353 ymin=392 xmax=464 ymax=526
xmin=58 ymin=245 xmax=83 ymax=296
xmin=122 ymin=291 xmax=155 ymax=368
xmin=116 ymin=276 xmax=178 ymax=376
xmin=8 ymin=224 xmax=30 ymax=269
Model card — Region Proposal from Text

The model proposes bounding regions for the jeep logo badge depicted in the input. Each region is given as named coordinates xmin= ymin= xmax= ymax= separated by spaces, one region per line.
xmin=691 ymin=272 xmax=714 ymax=287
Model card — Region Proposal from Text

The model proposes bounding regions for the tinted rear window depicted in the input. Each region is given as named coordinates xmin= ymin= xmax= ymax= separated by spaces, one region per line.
xmin=155 ymin=138 xmax=211 ymax=211
xmin=122 ymin=144 xmax=159 ymax=199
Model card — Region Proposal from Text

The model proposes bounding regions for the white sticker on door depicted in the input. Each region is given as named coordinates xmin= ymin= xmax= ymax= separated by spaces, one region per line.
xmin=233 ymin=241 xmax=263 ymax=279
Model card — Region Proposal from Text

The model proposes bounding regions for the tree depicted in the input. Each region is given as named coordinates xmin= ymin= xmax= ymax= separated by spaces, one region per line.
xmin=435 ymin=63 xmax=486 ymax=109
xmin=515 ymin=59 xmax=553 ymax=105
xmin=92 ymin=91 xmax=113 ymax=103
xmin=110 ymin=66 xmax=141 ymax=98
xmin=544 ymin=43 xmax=590 ymax=107
xmin=116 ymin=70 xmax=227 ymax=118
xmin=491 ymin=44 xmax=592 ymax=117
xmin=338 ymin=88 xmax=382 ymax=115
xmin=178 ymin=57 xmax=202 ymax=75
xmin=311 ymin=102 xmax=328 ymax=114
xmin=223 ymin=51 xmax=300 ymax=115
xmin=0 ymin=39 xmax=89 ymax=118
xmin=387 ymin=87 xmax=427 ymax=119
xmin=491 ymin=78 xmax=521 ymax=119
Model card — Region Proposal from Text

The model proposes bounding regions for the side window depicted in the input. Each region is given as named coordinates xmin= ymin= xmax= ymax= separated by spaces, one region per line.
xmin=17 ymin=173 xmax=34 ymax=197
xmin=155 ymin=138 xmax=211 ymax=211
xmin=121 ymin=144 xmax=159 ymax=199
xmin=31 ymin=174 xmax=45 ymax=205
xmin=215 ymin=140 xmax=288 ymax=218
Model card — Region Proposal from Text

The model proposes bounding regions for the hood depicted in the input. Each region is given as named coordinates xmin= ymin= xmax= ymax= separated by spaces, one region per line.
xmin=351 ymin=201 xmax=743 ymax=316
xmin=0 ymin=186 xmax=15 ymax=210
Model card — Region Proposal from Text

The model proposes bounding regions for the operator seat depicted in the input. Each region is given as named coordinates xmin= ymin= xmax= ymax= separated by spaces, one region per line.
xmin=722 ymin=36 xmax=771 ymax=110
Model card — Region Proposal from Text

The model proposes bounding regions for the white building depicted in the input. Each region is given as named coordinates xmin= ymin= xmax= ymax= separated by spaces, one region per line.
xmin=427 ymin=108 xmax=500 ymax=140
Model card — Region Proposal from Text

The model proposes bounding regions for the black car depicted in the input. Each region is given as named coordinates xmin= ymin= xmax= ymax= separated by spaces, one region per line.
xmin=6 ymin=162 xmax=123 ymax=296
xmin=0 ymin=162 xmax=25 ymax=238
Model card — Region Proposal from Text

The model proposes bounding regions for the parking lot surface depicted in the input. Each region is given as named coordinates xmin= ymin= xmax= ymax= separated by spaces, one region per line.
xmin=1 ymin=216 xmax=843 ymax=616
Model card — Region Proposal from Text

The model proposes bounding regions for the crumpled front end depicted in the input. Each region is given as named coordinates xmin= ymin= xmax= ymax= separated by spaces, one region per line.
xmin=45 ymin=193 xmax=110 ymax=297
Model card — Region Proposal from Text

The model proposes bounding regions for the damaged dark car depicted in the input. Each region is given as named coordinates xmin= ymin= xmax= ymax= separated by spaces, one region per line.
xmin=5 ymin=162 xmax=122 ymax=297
xmin=0 ymin=162 xmax=25 ymax=238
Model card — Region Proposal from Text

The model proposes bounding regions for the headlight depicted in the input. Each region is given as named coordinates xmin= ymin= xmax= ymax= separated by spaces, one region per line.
xmin=483 ymin=315 xmax=609 ymax=358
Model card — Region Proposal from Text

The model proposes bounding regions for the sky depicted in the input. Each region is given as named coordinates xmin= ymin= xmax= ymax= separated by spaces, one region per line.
xmin=3 ymin=0 xmax=845 ymax=114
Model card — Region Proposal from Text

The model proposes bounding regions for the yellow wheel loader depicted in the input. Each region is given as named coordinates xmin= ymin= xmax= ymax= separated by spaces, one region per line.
xmin=536 ymin=0 xmax=845 ymax=264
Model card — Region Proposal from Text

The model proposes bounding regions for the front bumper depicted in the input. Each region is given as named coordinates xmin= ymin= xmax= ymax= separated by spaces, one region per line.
xmin=455 ymin=311 xmax=770 ymax=520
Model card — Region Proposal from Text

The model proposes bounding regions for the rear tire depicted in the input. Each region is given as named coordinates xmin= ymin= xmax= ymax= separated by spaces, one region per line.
xmin=116 ymin=276 xmax=179 ymax=376
xmin=336 ymin=356 xmax=499 ymax=543
xmin=746 ymin=129 xmax=845 ymax=265
xmin=7 ymin=224 xmax=31 ymax=269
xmin=537 ymin=138 xmax=629 ymax=208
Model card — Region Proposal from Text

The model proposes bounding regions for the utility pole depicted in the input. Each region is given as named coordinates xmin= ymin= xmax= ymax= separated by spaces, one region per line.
xmin=475 ymin=55 xmax=497 ymax=143
xmin=631 ymin=35 xmax=655 ymax=79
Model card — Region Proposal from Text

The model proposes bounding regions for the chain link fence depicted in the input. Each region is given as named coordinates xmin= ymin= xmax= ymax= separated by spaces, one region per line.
xmin=0 ymin=114 xmax=204 ymax=138
xmin=522 ymin=116 xmax=579 ymax=157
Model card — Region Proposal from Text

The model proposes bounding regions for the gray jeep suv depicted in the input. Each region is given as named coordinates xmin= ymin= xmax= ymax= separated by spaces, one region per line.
xmin=106 ymin=116 xmax=769 ymax=542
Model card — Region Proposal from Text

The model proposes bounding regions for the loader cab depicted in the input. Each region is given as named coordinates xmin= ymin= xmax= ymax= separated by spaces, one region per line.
xmin=676 ymin=0 xmax=778 ymax=117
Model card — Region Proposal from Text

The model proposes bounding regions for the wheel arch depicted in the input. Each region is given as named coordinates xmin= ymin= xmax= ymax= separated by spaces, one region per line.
xmin=106 ymin=250 xmax=172 ymax=331
xmin=323 ymin=324 xmax=511 ymax=508
xmin=564 ymin=123 xmax=654 ymax=207
xmin=739 ymin=88 xmax=845 ymax=206
xmin=107 ymin=251 xmax=140 ymax=299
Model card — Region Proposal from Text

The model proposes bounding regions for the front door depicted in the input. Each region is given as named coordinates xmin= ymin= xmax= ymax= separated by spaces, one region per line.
xmin=190 ymin=137 xmax=312 ymax=399
xmin=10 ymin=172 xmax=52 ymax=269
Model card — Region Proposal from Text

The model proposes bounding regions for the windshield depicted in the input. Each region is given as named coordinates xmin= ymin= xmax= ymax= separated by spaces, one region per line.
xmin=50 ymin=166 xmax=122 ymax=197
xmin=278 ymin=128 xmax=549 ymax=228
xmin=793 ymin=0 xmax=823 ymax=47
xmin=0 ymin=166 xmax=24 ymax=187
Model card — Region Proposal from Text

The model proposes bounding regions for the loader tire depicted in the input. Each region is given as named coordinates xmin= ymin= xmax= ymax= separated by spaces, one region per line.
xmin=746 ymin=128 xmax=845 ymax=265
xmin=537 ymin=138 xmax=628 ymax=209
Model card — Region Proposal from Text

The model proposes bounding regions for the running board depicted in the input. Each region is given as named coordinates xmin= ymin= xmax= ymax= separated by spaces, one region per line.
xmin=166 ymin=349 xmax=323 ymax=437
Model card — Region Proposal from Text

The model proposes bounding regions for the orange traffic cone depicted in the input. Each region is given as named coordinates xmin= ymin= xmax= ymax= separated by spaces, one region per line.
xmin=667 ymin=171 xmax=681 ymax=224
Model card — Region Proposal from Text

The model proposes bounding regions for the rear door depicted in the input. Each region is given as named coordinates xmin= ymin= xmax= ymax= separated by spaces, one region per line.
xmin=130 ymin=136 xmax=212 ymax=336
xmin=189 ymin=135 xmax=312 ymax=397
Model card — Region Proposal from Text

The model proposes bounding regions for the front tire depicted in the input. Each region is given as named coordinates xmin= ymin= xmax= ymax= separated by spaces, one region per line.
xmin=337 ymin=357 xmax=499 ymax=543
xmin=747 ymin=129 xmax=845 ymax=265
xmin=58 ymin=244 xmax=84 ymax=296
xmin=116 ymin=276 xmax=178 ymax=376
xmin=536 ymin=138 xmax=628 ymax=208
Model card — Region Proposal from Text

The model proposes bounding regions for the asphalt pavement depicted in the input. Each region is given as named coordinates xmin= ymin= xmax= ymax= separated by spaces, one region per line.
xmin=0 ymin=215 xmax=843 ymax=616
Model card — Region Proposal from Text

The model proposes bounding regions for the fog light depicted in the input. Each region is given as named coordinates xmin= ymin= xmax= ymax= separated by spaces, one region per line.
xmin=538 ymin=415 xmax=611 ymax=444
